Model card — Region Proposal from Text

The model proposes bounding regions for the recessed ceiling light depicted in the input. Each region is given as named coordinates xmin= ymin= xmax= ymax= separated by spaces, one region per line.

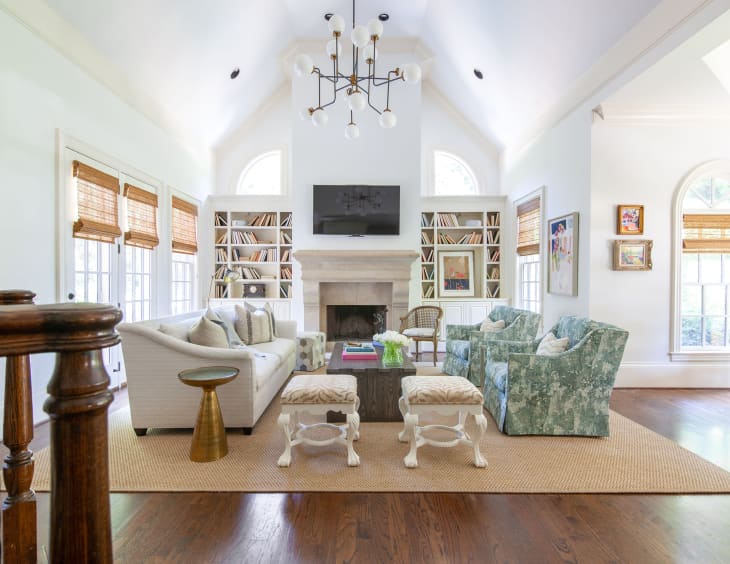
xmin=473 ymin=69 xmax=483 ymax=80
xmin=324 ymin=13 xmax=333 ymax=21
xmin=378 ymin=13 xmax=389 ymax=22
xmin=230 ymin=68 xmax=240 ymax=80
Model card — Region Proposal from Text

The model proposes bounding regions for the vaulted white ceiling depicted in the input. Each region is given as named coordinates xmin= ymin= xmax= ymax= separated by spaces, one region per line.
xmin=26 ymin=0 xmax=713 ymax=154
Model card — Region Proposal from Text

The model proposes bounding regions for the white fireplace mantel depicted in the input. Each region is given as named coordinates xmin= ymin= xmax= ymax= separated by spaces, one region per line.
xmin=294 ymin=250 xmax=419 ymax=332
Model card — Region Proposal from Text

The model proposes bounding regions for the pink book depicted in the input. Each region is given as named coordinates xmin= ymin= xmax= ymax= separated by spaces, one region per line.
xmin=341 ymin=352 xmax=378 ymax=360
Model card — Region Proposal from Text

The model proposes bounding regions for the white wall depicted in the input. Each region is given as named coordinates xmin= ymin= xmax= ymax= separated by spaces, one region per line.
xmin=502 ymin=108 xmax=594 ymax=330
xmin=0 ymin=9 xmax=211 ymax=423
xmin=591 ymin=119 xmax=730 ymax=386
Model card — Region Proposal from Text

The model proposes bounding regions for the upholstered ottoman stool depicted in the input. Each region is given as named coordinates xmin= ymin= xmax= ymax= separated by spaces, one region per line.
xmin=277 ymin=374 xmax=360 ymax=467
xmin=296 ymin=331 xmax=326 ymax=371
xmin=398 ymin=376 xmax=487 ymax=468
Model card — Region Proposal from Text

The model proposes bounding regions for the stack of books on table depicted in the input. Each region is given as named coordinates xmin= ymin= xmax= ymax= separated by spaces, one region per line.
xmin=342 ymin=344 xmax=378 ymax=360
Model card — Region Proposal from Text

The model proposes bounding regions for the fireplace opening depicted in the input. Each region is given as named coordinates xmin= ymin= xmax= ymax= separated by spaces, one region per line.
xmin=326 ymin=305 xmax=387 ymax=341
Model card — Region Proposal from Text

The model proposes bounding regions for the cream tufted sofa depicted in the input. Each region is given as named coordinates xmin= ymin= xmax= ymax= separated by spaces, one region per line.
xmin=117 ymin=306 xmax=297 ymax=436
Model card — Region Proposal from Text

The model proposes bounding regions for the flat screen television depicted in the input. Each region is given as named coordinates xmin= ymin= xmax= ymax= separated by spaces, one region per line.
xmin=313 ymin=185 xmax=400 ymax=236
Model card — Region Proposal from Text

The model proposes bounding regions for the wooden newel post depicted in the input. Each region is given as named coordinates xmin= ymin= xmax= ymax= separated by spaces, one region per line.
xmin=0 ymin=290 xmax=37 ymax=563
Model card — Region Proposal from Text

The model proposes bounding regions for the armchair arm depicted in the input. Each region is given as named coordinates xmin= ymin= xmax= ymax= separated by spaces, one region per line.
xmin=471 ymin=337 xmax=538 ymax=388
xmin=446 ymin=323 xmax=480 ymax=341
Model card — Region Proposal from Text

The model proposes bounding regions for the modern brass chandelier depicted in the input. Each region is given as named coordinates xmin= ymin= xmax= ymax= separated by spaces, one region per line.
xmin=293 ymin=0 xmax=422 ymax=139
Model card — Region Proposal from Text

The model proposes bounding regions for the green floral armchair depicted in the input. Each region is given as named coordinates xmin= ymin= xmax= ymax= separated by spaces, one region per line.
xmin=480 ymin=316 xmax=628 ymax=436
xmin=442 ymin=305 xmax=541 ymax=384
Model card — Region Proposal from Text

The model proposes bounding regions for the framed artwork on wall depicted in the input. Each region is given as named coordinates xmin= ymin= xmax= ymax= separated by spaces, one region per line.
xmin=613 ymin=239 xmax=653 ymax=270
xmin=548 ymin=212 xmax=579 ymax=296
xmin=617 ymin=204 xmax=644 ymax=235
xmin=439 ymin=250 xmax=475 ymax=297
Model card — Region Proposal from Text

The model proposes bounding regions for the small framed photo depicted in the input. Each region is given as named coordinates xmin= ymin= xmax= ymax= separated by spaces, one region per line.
xmin=439 ymin=250 xmax=475 ymax=297
xmin=617 ymin=204 xmax=644 ymax=235
xmin=613 ymin=240 xmax=653 ymax=270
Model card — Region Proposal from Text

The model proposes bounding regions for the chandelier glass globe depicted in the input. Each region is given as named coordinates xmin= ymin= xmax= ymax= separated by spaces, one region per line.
xmin=351 ymin=25 xmax=370 ymax=48
xmin=311 ymin=109 xmax=328 ymax=127
xmin=345 ymin=123 xmax=360 ymax=140
xmin=362 ymin=44 xmax=378 ymax=62
xmin=367 ymin=19 xmax=383 ymax=39
xmin=401 ymin=63 xmax=422 ymax=84
xmin=328 ymin=14 xmax=345 ymax=35
xmin=293 ymin=54 xmax=314 ymax=77
xmin=379 ymin=109 xmax=397 ymax=129
xmin=347 ymin=90 xmax=366 ymax=112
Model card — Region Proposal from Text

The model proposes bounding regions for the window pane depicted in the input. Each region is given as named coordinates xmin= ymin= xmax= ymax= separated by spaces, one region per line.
xmin=681 ymin=317 xmax=701 ymax=346
xmin=703 ymin=285 xmax=726 ymax=315
xmin=704 ymin=317 xmax=726 ymax=347
xmin=713 ymin=178 xmax=730 ymax=208
xmin=682 ymin=254 xmax=699 ymax=283
xmin=700 ymin=254 xmax=722 ymax=283
xmin=87 ymin=243 xmax=97 ymax=272
xmin=75 ymin=273 xmax=85 ymax=301
xmin=101 ymin=244 xmax=110 ymax=272
xmin=143 ymin=248 xmax=151 ymax=272
xmin=682 ymin=286 xmax=701 ymax=315
xmin=86 ymin=274 xmax=97 ymax=302
xmin=237 ymin=151 xmax=282 ymax=195
xmin=434 ymin=151 xmax=478 ymax=196
xmin=100 ymin=273 xmax=110 ymax=302
xmin=724 ymin=254 xmax=730 ymax=283
xmin=688 ymin=179 xmax=712 ymax=207
xmin=75 ymin=239 xmax=86 ymax=271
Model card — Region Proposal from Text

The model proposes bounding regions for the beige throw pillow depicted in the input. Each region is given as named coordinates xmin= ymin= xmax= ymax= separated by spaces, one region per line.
xmin=536 ymin=332 xmax=569 ymax=356
xmin=205 ymin=306 xmax=242 ymax=347
xmin=159 ymin=322 xmax=192 ymax=341
xmin=235 ymin=304 xmax=275 ymax=345
xmin=480 ymin=318 xmax=506 ymax=332
xmin=188 ymin=316 xmax=229 ymax=348
xmin=242 ymin=301 xmax=277 ymax=337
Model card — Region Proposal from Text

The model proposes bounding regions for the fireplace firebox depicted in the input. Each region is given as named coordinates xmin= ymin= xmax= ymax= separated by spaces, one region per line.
xmin=326 ymin=305 xmax=387 ymax=341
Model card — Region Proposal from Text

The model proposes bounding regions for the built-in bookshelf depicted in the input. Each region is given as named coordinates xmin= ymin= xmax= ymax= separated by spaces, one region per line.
xmin=213 ymin=210 xmax=293 ymax=300
xmin=420 ymin=210 xmax=501 ymax=300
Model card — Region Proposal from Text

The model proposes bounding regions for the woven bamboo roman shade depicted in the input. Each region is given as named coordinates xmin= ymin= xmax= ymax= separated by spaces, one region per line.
xmin=171 ymin=196 xmax=198 ymax=254
xmin=682 ymin=214 xmax=730 ymax=253
xmin=124 ymin=183 xmax=159 ymax=249
xmin=72 ymin=161 xmax=122 ymax=243
xmin=516 ymin=197 xmax=540 ymax=256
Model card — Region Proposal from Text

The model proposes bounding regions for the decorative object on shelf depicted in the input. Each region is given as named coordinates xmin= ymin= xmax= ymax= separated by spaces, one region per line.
xmin=547 ymin=212 xmax=579 ymax=296
xmin=613 ymin=239 xmax=653 ymax=271
xmin=293 ymin=0 xmax=421 ymax=139
xmin=439 ymin=251 xmax=475 ymax=297
xmin=373 ymin=330 xmax=409 ymax=367
xmin=617 ymin=204 xmax=644 ymax=235
xmin=243 ymin=283 xmax=267 ymax=298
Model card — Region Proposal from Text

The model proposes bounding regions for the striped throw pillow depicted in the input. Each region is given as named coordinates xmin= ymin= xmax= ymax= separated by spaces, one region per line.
xmin=234 ymin=304 xmax=275 ymax=345
xmin=536 ymin=332 xmax=569 ymax=356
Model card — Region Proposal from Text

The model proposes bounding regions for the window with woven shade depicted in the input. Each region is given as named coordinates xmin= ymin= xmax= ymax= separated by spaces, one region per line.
xmin=124 ymin=183 xmax=159 ymax=249
xmin=72 ymin=160 xmax=122 ymax=242
xmin=171 ymin=196 xmax=198 ymax=255
xmin=682 ymin=214 xmax=730 ymax=253
xmin=516 ymin=197 xmax=540 ymax=256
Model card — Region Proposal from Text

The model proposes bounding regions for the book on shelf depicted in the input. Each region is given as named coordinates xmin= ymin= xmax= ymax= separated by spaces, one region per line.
xmin=280 ymin=214 xmax=292 ymax=227
xmin=250 ymin=213 xmax=277 ymax=227
xmin=438 ymin=232 xmax=457 ymax=244
xmin=215 ymin=231 xmax=228 ymax=244
xmin=456 ymin=232 xmax=482 ymax=244
xmin=420 ymin=248 xmax=434 ymax=262
xmin=437 ymin=212 xmax=460 ymax=227
xmin=420 ymin=231 xmax=432 ymax=244
xmin=280 ymin=232 xmax=292 ymax=244
xmin=214 ymin=213 xmax=228 ymax=226
xmin=420 ymin=213 xmax=434 ymax=227
xmin=279 ymin=285 xmax=290 ymax=298
xmin=281 ymin=249 xmax=291 ymax=262
xmin=423 ymin=285 xmax=434 ymax=298
xmin=487 ymin=212 xmax=501 ymax=227
xmin=216 ymin=248 xmax=229 ymax=262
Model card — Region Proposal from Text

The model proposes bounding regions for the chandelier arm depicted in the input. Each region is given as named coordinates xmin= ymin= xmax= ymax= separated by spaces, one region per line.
xmin=371 ymin=70 xmax=402 ymax=88
xmin=365 ymin=70 xmax=383 ymax=115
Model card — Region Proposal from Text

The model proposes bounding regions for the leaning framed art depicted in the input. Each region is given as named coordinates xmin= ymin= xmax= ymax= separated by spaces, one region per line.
xmin=547 ymin=212 xmax=579 ymax=296
xmin=439 ymin=250 xmax=475 ymax=297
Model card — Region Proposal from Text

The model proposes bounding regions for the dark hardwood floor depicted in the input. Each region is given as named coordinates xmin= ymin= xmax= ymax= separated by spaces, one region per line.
xmin=21 ymin=385 xmax=730 ymax=563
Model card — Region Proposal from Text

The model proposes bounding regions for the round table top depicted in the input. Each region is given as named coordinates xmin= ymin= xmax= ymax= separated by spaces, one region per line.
xmin=178 ymin=366 xmax=239 ymax=388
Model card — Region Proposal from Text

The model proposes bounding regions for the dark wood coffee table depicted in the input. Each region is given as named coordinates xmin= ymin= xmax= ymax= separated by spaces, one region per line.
xmin=326 ymin=342 xmax=416 ymax=422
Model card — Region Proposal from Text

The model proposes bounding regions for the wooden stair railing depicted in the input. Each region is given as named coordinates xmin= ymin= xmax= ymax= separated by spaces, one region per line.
xmin=0 ymin=291 xmax=122 ymax=563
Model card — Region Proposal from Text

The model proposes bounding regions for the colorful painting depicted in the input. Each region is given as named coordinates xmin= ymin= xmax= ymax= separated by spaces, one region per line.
xmin=548 ymin=212 xmax=579 ymax=296
xmin=439 ymin=251 xmax=475 ymax=297
xmin=617 ymin=204 xmax=644 ymax=235
xmin=613 ymin=239 xmax=653 ymax=270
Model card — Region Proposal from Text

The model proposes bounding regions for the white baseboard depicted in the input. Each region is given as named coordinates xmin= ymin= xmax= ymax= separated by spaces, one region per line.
xmin=615 ymin=362 xmax=730 ymax=388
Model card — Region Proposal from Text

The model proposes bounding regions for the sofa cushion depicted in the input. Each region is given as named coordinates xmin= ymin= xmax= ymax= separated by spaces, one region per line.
xmin=487 ymin=361 xmax=509 ymax=392
xmin=159 ymin=321 xmax=194 ymax=341
xmin=206 ymin=306 xmax=242 ymax=347
xmin=536 ymin=332 xmax=569 ymax=356
xmin=480 ymin=318 xmax=506 ymax=332
xmin=250 ymin=337 xmax=296 ymax=361
xmin=403 ymin=327 xmax=434 ymax=338
xmin=188 ymin=316 xmax=229 ymax=348
xmin=401 ymin=375 xmax=483 ymax=405
xmin=252 ymin=351 xmax=281 ymax=392
xmin=446 ymin=339 xmax=471 ymax=360
xmin=235 ymin=304 xmax=275 ymax=345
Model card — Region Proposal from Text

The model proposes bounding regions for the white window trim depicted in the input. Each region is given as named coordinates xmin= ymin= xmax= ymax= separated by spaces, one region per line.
xmin=235 ymin=148 xmax=288 ymax=196
xmin=513 ymin=187 xmax=545 ymax=316
xmin=670 ymin=159 xmax=730 ymax=361
xmin=431 ymin=149 xmax=480 ymax=197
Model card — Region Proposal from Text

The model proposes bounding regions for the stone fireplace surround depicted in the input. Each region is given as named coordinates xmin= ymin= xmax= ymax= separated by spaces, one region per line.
xmin=294 ymin=250 xmax=419 ymax=335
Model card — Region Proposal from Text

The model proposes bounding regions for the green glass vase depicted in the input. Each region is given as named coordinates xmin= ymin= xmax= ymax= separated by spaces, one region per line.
xmin=382 ymin=341 xmax=404 ymax=367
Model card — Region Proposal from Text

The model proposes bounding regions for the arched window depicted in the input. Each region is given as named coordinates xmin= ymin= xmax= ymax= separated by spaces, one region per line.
xmin=433 ymin=151 xmax=478 ymax=196
xmin=674 ymin=163 xmax=730 ymax=358
xmin=236 ymin=150 xmax=283 ymax=195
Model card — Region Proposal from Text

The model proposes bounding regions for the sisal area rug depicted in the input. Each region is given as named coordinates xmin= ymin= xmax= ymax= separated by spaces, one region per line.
xmin=26 ymin=374 xmax=730 ymax=494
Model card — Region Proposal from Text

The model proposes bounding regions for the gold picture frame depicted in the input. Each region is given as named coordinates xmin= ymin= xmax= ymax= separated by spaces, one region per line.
xmin=438 ymin=250 xmax=475 ymax=297
xmin=617 ymin=204 xmax=644 ymax=235
xmin=613 ymin=239 xmax=653 ymax=270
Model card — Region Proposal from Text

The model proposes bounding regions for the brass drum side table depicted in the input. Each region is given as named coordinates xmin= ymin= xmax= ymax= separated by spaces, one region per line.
xmin=177 ymin=366 xmax=239 ymax=462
